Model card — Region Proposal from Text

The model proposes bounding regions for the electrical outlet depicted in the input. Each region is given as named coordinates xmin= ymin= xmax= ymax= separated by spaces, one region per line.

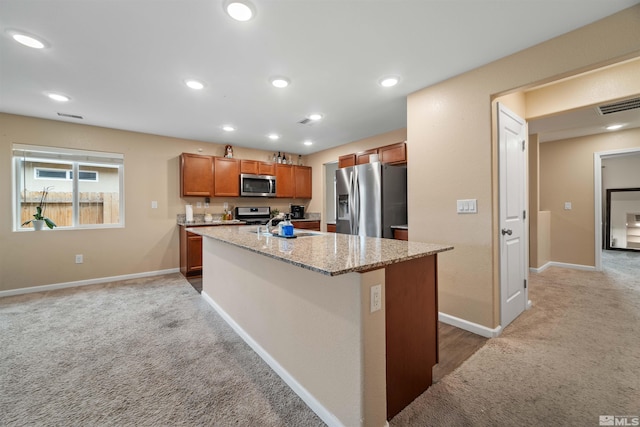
xmin=370 ymin=284 xmax=382 ymax=313
xmin=75 ymin=254 xmax=83 ymax=264
xmin=151 ymin=201 xmax=158 ymax=209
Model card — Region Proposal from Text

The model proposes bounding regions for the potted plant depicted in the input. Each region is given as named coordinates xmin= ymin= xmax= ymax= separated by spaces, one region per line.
xmin=22 ymin=186 xmax=57 ymax=230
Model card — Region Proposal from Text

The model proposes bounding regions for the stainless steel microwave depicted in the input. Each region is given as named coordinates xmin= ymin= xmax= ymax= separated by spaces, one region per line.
xmin=240 ymin=173 xmax=276 ymax=197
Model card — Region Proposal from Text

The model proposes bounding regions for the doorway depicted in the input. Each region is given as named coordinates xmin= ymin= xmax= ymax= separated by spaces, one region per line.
xmin=594 ymin=148 xmax=640 ymax=269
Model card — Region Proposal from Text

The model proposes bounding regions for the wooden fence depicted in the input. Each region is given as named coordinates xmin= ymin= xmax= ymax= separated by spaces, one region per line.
xmin=20 ymin=191 xmax=120 ymax=228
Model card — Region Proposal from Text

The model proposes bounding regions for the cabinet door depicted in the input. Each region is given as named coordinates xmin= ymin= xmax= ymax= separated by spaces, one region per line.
xmin=291 ymin=220 xmax=320 ymax=231
xmin=214 ymin=157 xmax=240 ymax=197
xmin=356 ymin=149 xmax=378 ymax=165
xmin=240 ymin=160 xmax=259 ymax=174
xmin=180 ymin=153 xmax=214 ymax=197
xmin=338 ymin=154 xmax=356 ymax=169
xmin=275 ymin=164 xmax=295 ymax=198
xmin=379 ymin=142 xmax=407 ymax=165
xmin=294 ymin=166 xmax=312 ymax=199
xmin=327 ymin=223 xmax=336 ymax=233
xmin=186 ymin=233 xmax=203 ymax=273
xmin=393 ymin=229 xmax=409 ymax=241
xmin=259 ymin=162 xmax=276 ymax=176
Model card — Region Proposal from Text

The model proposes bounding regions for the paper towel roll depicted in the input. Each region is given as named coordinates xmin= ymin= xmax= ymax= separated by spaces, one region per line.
xmin=185 ymin=204 xmax=194 ymax=222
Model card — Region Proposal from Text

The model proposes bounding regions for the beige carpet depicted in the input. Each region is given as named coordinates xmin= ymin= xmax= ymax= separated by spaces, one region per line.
xmin=0 ymin=274 xmax=325 ymax=427
xmin=390 ymin=250 xmax=640 ymax=426
xmin=1 ymin=251 xmax=638 ymax=426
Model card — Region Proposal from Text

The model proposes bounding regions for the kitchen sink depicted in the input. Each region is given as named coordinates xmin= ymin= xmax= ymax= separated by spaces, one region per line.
xmin=240 ymin=226 xmax=322 ymax=238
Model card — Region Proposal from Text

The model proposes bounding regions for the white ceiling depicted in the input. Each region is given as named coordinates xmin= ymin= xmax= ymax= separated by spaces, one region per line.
xmin=1 ymin=0 xmax=639 ymax=155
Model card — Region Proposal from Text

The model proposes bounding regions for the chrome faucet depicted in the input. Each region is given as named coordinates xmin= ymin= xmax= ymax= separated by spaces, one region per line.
xmin=265 ymin=217 xmax=280 ymax=234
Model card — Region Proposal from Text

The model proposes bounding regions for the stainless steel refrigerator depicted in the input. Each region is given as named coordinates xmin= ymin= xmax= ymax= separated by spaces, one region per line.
xmin=335 ymin=162 xmax=407 ymax=238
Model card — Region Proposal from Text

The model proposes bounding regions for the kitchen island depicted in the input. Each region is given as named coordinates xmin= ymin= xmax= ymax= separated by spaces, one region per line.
xmin=188 ymin=225 xmax=452 ymax=426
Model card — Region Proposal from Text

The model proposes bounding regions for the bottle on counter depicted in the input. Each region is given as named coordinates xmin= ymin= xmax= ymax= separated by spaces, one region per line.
xmin=282 ymin=213 xmax=294 ymax=237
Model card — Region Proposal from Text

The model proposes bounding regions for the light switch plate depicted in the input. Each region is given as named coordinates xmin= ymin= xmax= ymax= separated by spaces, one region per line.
xmin=457 ymin=199 xmax=478 ymax=214
xmin=564 ymin=202 xmax=572 ymax=210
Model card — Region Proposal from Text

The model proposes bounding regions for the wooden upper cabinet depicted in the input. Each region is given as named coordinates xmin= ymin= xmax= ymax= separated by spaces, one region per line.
xmin=379 ymin=142 xmax=407 ymax=165
xmin=259 ymin=162 xmax=276 ymax=176
xmin=338 ymin=154 xmax=356 ymax=169
xmin=293 ymin=166 xmax=312 ymax=199
xmin=240 ymin=160 xmax=259 ymax=174
xmin=214 ymin=157 xmax=240 ymax=197
xmin=240 ymin=160 xmax=276 ymax=176
xmin=275 ymin=164 xmax=295 ymax=198
xmin=356 ymin=149 xmax=379 ymax=165
xmin=180 ymin=153 xmax=214 ymax=197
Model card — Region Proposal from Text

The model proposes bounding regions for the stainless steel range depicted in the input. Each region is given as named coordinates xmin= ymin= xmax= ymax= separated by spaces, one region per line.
xmin=235 ymin=206 xmax=271 ymax=225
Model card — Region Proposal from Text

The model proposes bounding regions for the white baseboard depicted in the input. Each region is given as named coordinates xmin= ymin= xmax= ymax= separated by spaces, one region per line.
xmin=438 ymin=312 xmax=502 ymax=338
xmin=201 ymin=291 xmax=346 ymax=427
xmin=0 ymin=268 xmax=180 ymax=298
xmin=530 ymin=261 xmax=596 ymax=274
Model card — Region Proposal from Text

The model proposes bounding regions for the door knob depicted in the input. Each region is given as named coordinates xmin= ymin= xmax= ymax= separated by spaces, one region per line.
xmin=501 ymin=228 xmax=512 ymax=236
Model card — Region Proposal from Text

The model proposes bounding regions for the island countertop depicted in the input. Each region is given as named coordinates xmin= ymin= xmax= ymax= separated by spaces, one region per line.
xmin=187 ymin=225 xmax=453 ymax=276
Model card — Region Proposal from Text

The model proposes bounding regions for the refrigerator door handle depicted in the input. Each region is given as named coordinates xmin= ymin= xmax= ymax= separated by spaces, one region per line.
xmin=353 ymin=169 xmax=360 ymax=235
xmin=348 ymin=171 xmax=355 ymax=234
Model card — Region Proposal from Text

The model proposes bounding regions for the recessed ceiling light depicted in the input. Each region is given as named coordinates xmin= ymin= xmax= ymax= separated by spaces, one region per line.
xmin=270 ymin=77 xmax=290 ymax=88
xmin=47 ymin=93 xmax=70 ymax=102
xmin=379 ymin=76 xmax=400 ymax=87
xmin=308 ymin=113 xmax=323 ymax=121
xmin=606 ymin=124 xmax=624 ymax=130
xmin=7 ymin=30 xmax=47 ymax=49
xmin=268 ymin=133 xmax=280 ymax=140
xmin=303 ymin=140 xmax=313 ymax=146
xmin=185 ymin=79 xmax=205 ymax=90
xmin=224 ymin=1 xmax=255 ymax=21
xmin=222 ymin=125 xmax=236 ymax=132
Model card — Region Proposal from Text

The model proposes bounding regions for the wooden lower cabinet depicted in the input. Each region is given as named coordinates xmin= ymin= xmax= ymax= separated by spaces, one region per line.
xmin=326 ymin=223 xmax=336 ymax=233
xmin=393 ymin=228 xmax=408 ymax=241
xmin=291 ymin=220 xmax=320 ymax=231
xmin=180 ymin=227 xmax=203 ymax=277
xmin=385 ymin=255 xmax=438 ymax=420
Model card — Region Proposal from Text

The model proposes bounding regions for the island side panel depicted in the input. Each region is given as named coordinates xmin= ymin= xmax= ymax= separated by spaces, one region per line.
xmin=201 ymin=237 xmax=386 ymax=427
xmin=385 ymin=254 xmax=438 ymax=420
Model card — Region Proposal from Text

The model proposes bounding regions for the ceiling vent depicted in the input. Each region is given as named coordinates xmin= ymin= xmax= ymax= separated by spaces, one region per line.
xmin=57 ymin=112 xmax=83 ymax=119
xmin=597 ymin=97 xmax=640 ymax=115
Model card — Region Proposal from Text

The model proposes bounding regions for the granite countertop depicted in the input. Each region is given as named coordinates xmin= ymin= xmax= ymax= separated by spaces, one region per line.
xmin=178 ymin=219 xmax=244 ymax=227
xmin=187 ymin=225 xmax=453 ymax=276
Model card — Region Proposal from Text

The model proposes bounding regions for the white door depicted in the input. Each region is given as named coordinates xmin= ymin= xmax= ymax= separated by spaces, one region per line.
xmin=498 ymin=103 xmax=528 ymax=328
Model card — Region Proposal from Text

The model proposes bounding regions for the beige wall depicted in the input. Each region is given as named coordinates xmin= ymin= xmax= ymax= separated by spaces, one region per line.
xmin=0 ymin=113 xmax=307 ymax=292
xmin=407 ymin=5 xmax=640 ymax=329
xmin=539 ymin=128 xmax=640 ymax=265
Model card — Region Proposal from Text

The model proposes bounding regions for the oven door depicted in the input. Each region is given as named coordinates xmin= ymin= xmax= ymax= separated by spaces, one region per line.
xmin=240 ymin=174 xmax=276 ymax=197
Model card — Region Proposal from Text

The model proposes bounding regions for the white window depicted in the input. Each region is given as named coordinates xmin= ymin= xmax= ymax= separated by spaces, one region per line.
xmin=34 ymin=168 xmax=99 ymax=182
xmin=13 ymin=144 xmax=124 ymax=230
